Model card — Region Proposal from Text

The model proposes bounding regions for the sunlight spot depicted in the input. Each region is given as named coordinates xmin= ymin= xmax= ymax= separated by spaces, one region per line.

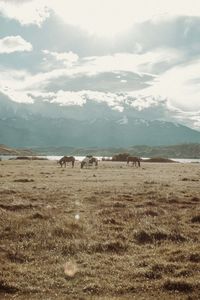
xmin=64 ymin=261 xmax=78 ymax=277
xmin=75 ymin=214 xmax=80 ymax=220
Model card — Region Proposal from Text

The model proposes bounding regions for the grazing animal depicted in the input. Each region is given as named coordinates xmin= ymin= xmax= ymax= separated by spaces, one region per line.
xmin=81 ymin=156 xmax=98 ymax=169
xmin=127 ymin=156 xmax=141 ymax=167
xmin=58 ymin=156 xmax=75 ymax=168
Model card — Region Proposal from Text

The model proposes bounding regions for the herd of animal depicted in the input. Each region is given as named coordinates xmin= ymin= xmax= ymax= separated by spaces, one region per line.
xmin=57 ymin=155 xmax=141 ymax=168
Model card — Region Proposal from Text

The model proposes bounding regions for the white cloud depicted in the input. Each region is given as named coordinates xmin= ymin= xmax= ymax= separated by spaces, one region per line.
xmin=38 ymin=48 xmax=180 ymax=87
xmin=53 ymin=91 xmax=85 ymax=106
xmin=167 ymin=107 xmax=200 ymax=130
xmin=0 ymin=35 xmax=32 ymax=53
xmin=0 ymin=1 xmax=33 ymax=3
xmin=83 ymin=49 xmax=182 ymax=75
xmin=0 ymin=48 xmax=187 ymax=105
xmin=29 ymin=90 xmax=125 ymax=111
xmin=1 ymin=1 xmax=200 ymax=132
xmin=1 ymin=0 xmax=200 ymax=36
xmin=133 ymin=58 xmax=200 ymax=111
xmin=0 ymin=0 xmax=50 ymax=26
xmin=190 ymin=114 xmax=200 ymax=129
xmin=43 ymin=50 xmax=79 ymax=66
xmin=1 ymin=42 xmax=200 ymax=128
xmin=129 ymin=95 xmax=161 ymax=111
xmin=0 ymin=68 xmax=34 ymax=102
xmin=48 ymin=0 xmax=200 ymax=36
xmin=1 ymin=68 xmax=200 ymax=129
xmin=0 ymin=86 xmax=34 ymax=103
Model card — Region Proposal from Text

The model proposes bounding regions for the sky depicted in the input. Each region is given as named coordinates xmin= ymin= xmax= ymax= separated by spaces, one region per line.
xmin=0 ymin=0 xmax=200 ymax=129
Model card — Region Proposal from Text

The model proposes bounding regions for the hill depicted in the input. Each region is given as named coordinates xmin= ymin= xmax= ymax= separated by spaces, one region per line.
xmin=0 ymin=144 xmax=35 ymax=156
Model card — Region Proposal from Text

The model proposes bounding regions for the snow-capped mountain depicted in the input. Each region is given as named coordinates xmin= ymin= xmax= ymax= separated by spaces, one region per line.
xmin=0 ymin=95 xmax=200 ymax=147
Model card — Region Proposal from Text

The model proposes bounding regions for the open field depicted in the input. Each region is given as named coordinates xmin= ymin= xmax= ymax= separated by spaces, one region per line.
xmin=0 ymin=159 xmax=200 ymax=299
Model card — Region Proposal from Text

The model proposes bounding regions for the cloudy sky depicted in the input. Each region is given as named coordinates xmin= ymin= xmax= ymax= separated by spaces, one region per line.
xmin=0 ymin=0 xmax=200 ymax=129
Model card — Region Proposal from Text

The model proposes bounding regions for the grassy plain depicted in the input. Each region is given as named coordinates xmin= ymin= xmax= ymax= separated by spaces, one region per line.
xmin=0 ymin=159 xmax=200 ymax=299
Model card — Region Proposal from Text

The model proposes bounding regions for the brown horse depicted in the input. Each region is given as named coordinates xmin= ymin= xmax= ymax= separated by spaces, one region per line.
xmin=81 ymin=156 xmax=98 ymax=169
xmin=127 ymin=156 xmax=141 ymax=167
xmin=58 ymin=156 xmax=75 ymax=168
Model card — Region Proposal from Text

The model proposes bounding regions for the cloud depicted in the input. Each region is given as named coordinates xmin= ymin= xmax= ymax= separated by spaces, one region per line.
xmin=0 ymin=86 xmax=34 ymax=103
xmin=1 ymin=0 xmax=200 ymax=36
xmin=1 ymin=5 xmax=200 ymax=131
xmin=42 ymin=71 xmax=153 ymax=93
xmin=0 ymin=67 xmax=34 ymax=103
xmin=43 ymin=50 xmax=79 ymax=66
xmin=40 ymin=0 xmax=200 ymax=37
xmin=0 ymin=0 xmax=50 ymax=26
xmin=0 ymin=47 xmax=195 ymax=107
xmin=28 ymin=90 xmax=125 ymax=111
xmin=1 ymin=73 xmax=200 ymax=130
xmin=132 ymin=58 xmax=200 ymax=111
xmin=0 ymin=1 xmax=33 ymax=3
xmin=0 ymin=35 xmax=32 ymax=53
xmin=83 ymin=49 xmax=183 ymax=75
xmin=38 ymin=48 xmax=179 ymax=88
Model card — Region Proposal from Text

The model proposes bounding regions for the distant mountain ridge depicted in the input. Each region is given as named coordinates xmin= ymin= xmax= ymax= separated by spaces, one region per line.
xmin=0 ymin=95 xmax=200 ymax=147
xmin=33 ymin=143 xmax=200 ymax=158
xmin=1 ymin=143 xmax=200 ymax=159
xmin=0 ymin=144 xmax=35 ymax=156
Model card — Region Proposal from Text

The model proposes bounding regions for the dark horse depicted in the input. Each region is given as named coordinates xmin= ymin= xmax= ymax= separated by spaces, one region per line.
xmin=127 ymin=156 xmax=141 ymax=167
xmin=58 ymin=156 xmax=75 ymax=168
xmin=81 ymin=156 xmax=98 ymax=169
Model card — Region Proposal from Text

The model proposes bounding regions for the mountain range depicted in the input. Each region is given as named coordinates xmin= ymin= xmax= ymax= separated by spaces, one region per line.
xmin=1 ymin=95 xmax=200 ymax=148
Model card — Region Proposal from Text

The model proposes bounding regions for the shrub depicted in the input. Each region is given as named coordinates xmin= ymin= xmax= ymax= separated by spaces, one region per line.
xmin=112 ymin=153 xmax=130 ymax=162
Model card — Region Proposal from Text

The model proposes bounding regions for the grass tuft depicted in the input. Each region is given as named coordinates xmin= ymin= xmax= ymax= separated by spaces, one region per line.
xmin=189 ymin=253 xmax=200 ymax=263
xmin=0 ymin=280 xmax=19 ymax=294
xmin=90 ymin=240 xmax=128 ymax=253
xmin=163 ymin=279 xmax=193 ymax=293
xmin=191 ymin=215 xmax=200 ymax=223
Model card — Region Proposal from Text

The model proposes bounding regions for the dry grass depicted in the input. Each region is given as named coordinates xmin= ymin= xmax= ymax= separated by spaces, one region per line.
xmin=0 ymin=160 xmax=200 ymax=299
